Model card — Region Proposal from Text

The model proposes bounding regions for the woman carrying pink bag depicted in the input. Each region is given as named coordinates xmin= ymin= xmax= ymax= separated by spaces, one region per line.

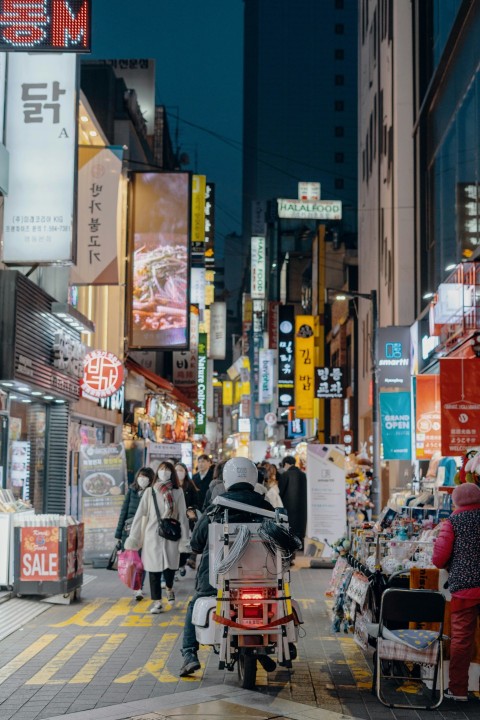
xmin=117 ymin=550 xmax=144 ymax=591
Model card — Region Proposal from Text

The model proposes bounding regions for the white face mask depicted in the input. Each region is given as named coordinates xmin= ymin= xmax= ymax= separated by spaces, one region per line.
xmin=157 ymin=469 xmax=171 ymax=482
xmin=137 ymin=476 xmax=150 ymax=489
xmin=176 ymin=468 xmax=186 ymax=481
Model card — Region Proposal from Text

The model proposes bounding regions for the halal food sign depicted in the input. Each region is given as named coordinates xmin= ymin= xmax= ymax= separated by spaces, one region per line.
xmin=82 ymin=350 xmax=124 ymax=400
xmin=0 ymin=0 xmax=91 ymax=51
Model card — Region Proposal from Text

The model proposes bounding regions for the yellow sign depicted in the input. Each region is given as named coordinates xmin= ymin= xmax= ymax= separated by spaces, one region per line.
xmin=294 ymin=315 xmax=315 ymax=418
xmin=191 ymin=174 xmax=206 ymax=242
xmin=222 ymin=380 xmax=233 ymax=405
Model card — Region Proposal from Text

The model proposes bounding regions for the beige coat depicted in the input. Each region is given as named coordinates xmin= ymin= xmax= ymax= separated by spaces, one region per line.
xmin=125 ymin=486 xmax=190 ymax=572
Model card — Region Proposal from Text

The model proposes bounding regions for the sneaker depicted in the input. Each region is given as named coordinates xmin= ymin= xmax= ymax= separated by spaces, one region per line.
xmin=166 ymin=589 xmax=175 ymax=604
xmin=179 ymin=652 xmax=200 ymax=677
xmin=179 ymin=567 xmax=186 ymax=577
xmin=175 ymin=572 xmax=179 ymax=581
xmin=135 ymin=590 xmax=144 ymax=601
xmin=444 ymin=689 xmax=468 ymax=702
xmin=161 ymin=580 xmax=166 ymax=589
xmin=150 ymin=601 xmax=163 ymax=614
xmin=186 ymin=558 xmax=196 ymax=570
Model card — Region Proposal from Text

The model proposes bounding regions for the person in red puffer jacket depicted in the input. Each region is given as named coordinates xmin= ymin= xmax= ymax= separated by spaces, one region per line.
xmin=433 ymin=482 xmax=480 ymax=702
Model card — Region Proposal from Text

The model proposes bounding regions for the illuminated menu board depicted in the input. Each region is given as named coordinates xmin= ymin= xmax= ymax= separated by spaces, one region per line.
xmin=0 ymin=0 xmax=91 ymax=51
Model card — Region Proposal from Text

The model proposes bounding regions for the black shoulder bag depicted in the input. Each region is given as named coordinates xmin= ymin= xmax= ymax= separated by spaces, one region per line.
xmin=151 ymin=488 xmax=182 ymax=541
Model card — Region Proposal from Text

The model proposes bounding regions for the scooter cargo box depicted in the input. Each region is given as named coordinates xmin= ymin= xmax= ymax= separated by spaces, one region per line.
xmin=208 ymin=521 xmax=274 ymax=586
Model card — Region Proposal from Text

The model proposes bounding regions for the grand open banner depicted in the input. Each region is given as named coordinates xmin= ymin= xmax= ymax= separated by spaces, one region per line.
xmin=306 ymin=443 xmax=346 ymax=558
xmin=128 ymin=172 xmax=191 ymax=349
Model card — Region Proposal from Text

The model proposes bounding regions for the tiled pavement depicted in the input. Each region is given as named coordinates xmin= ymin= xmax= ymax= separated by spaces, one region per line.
xmin=0 ymin=562 xmax=479 ymax=720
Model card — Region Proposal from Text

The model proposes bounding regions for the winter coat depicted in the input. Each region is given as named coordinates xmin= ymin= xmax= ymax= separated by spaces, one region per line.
xmin=182 ymin=483 xmax=200 ymax=531
xmin=202 ymin=475 xmax=224 ymax=511
xmin=193 ymin=466 xmax=215 ymax=509
xmin=279 ymin=465 xmax=308 ymax=539
xmin=433 ymin=503 xmax=480 ymax=596
xmin=125 ymin=486 xmax=190 ymax=572
xmin=265 ymin=483 xmax=283 ymax=509
xmin=115 ymin=487 xmax=143 ymax=547
xmin=191 ymin=483 xmax=274 ymax=594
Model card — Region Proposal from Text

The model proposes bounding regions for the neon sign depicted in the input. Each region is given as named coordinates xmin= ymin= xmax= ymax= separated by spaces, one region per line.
xmin=0 ymin=0 xmax=91 ymax=51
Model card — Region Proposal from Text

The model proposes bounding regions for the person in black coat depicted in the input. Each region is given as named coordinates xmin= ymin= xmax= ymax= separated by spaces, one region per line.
xmin=179 ymin=457 xmax=273 ymax=677
xmin=279 ymin=456 xmax=307 ymax=548
xmin=192 ymin=454 xmax=215 ymax=509
xmin=175 ymin=462 xmax=200 ymax=576
xmin=115 ymin=466 xmax=155 ymax=599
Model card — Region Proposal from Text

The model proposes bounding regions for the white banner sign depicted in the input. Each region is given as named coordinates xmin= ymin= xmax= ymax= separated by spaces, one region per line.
xmin=173 ymin=307 xmax=199 ymax=387
xmin=306 ymin=444 xmax=346 ymax=558
xmin=71 ymin=146 xmax=123 ymax=285
xmin=190 ymin=267 xmax=206 ymax=309
xmin=278 ymin=198 xmax=342 ymax=220
xmin=251 ymin=236 xmax=266 ymax=299
xmin=258 ymin=348 xmax=274 ymax=403
xmin=3 ymin=53 xmax=77 ymax=264
xmin=0 ymin=52 xmax=5 ymax=140
xmin=209 ymin=301 xmax=226 ymax=360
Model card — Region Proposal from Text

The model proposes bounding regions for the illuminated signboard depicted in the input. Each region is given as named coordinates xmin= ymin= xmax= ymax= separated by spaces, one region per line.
xmin=0 ymin=0 xmax=91 ymax=52
xmin=81 ymin=350 xmax=124 ymax=400
xmin=128 ymin=172 xmax=191 ymax=350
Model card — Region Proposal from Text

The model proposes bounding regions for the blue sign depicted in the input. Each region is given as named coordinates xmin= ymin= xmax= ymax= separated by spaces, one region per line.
xmin=380 ymin=392 xmax=412 ymax=460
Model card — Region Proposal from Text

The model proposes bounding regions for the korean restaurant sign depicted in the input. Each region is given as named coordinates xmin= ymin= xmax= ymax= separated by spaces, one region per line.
xmin=72 ymin=146 xmax=123 ymax=285
xmin=209 ymin=302 xmax=226 ymax=360
xmin=315 ymin=367 xmax=344 ymax=399
xmin=415 ymin=374 xmax=441 ymax=459
xmin=294 ymin=315 xmax=315 ymax=419
xmin=173 ymin=306 xmax=199 ymax=391
xmin=440 ymin=358 xmax=480 ymax=455
xmin=191 ymin=174 xmax=206 ymax=243
xmin=278 ymin=304 xmax=294 ymax=408
xmin=0 ymin=0 xmax=91 ymax=52
xmin=251 ymin=236 xmax=266 ymax=299
xmin=81 ymin=350 xmax=124 ymax=400
xmin=2 ymin=53 xmax=77 ymax=264
xmin=378 ymin=326 xmax=411 ymax=388
xmin=277 ymin=198 xmax=342 ymax=220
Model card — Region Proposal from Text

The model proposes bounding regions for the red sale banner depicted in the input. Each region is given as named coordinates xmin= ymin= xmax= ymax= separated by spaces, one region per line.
xmin=440 ymin=359 xmax=480 ymax=455
xmin=415 ymin=375 xmax=441 ymax=459
xmin=20 ymin=527 xmax=60 ymax=581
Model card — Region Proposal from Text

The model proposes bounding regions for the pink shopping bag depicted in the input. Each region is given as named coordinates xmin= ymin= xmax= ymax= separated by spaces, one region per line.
xmin=117 ymin=550 xmax=143 ymax=590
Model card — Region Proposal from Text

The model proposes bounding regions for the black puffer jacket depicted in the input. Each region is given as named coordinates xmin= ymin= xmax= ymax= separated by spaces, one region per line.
xmin=115 ymin=487 xmax=144 ymax=547
xmin=190 ymin=483 xmax=274 ymax=594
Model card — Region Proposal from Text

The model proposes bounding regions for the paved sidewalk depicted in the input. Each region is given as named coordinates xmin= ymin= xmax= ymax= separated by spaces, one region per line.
xmin=0 ymin=562 xmax=479 ymax=720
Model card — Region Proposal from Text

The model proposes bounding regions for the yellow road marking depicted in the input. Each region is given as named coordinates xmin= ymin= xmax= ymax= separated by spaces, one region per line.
xmin=26 ymin=634 xmax=95 ymax=685
xmin=69 ymin=634 xmax=127 ymax=684
xmin=52 ymin=598 xmax=108 ymax=627
xmin=114 ymin=632 xmax=178 ymax=683
xmin=91 ymin=598 xmax=134 ymax=626
xmin=0 ymin=634 xmax=57 ymax=685
xmin=338 ymin=637 xmax=372 ymax=689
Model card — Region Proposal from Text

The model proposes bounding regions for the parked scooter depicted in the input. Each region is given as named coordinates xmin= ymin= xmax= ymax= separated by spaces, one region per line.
xmin=192 ymin=495 xmax=303 ymax=688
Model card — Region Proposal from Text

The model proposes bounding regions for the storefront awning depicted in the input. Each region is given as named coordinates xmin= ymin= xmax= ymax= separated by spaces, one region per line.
xmin=125 ymin=357 xmax=199 ymax=413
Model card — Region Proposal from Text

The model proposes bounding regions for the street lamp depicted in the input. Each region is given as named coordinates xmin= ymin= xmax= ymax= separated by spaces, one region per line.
xmin=325 ymin=287 xmax=381 ymax=518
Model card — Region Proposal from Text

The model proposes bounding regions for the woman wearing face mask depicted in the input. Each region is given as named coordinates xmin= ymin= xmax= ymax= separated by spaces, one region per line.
xmin=175 ymin=463 xmax=200 ymax=577
xmin=125 ymin=461 xmax=190 ymax=614
xmin=115 ymin=467 xmax=155 ymax=601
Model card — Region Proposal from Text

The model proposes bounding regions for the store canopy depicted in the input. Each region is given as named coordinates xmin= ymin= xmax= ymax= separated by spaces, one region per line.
xmin=125 ymin=357 xmax=199 ymax=413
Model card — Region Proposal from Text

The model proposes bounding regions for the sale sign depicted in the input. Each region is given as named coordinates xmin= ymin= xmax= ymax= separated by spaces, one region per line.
xmin=20 ymin=527 xmax=60 ymax=581
xmin=415 ymin=375 xmax=441 ymax=459
xmin=440 ymin=359 xmax=480 ymax=455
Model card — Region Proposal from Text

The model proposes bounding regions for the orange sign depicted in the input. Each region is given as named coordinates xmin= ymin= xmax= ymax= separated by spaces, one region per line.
xmin=20 ymin=527 xmax=60 ymax=581
xmin=294 ymin=315 xmax=315 ymax=419
xmin=81 ymin=350 xmax=124 ymax=399
xmin=415 ymin=375 xmax=441 ymax=459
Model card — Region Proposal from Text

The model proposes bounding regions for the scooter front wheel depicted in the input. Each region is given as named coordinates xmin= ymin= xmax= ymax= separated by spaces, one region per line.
xmin=237 ymin=650 xmax=257 ymax=689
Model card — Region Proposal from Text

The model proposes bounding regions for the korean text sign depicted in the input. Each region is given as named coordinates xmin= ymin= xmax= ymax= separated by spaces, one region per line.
xmin=2 ymin=53 xmax=77 ymax=264
xmin=315 ymin=366 xmax=344 ymax=399
xmin=0 ymin=0 xmax=91 ymax=52
xmin=440 ymin=358 xmax=480 ymax=455
xmin=380 ymin=392 xmax=412 ymax=460
xmin=415 ymin=374 xmax=441 ymax=459
xmin=294 ymin=316 xmax=315 ymax=419
xmin=278 ymin=304 xmax=295 ymax=407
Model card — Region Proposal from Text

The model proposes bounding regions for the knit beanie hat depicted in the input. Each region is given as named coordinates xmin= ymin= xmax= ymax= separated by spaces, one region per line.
xmin=452 ymin=482 xmax=480 ymax=507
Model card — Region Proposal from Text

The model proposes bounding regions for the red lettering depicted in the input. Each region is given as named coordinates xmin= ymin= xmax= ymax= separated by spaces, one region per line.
xmin=52 ymin=0 xmax=88 ymax=48
xmin=3 ymin=24 xmax=45 ymax=43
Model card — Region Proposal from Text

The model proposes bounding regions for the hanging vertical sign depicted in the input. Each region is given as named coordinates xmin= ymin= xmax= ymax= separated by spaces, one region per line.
xmin=278 ymin=304 xmax=295 ymax=407
xmin=72 ymin=146 xmax=123 ymax=285
xmin=209 ymin=302 xmax=226 ymax=360
xmin=415 ymin=374 xmax=441 ymax=459
xmin=440 ymin=358 xmax=480 ymax=455
xmin=191 ymin=174 xmax=206 ymax=243
xmin=204 ymin=182 xmax=215 ymax=260
xmin=294 ymin=316 xmax=315 ymax=419
xmin=195 ymin=333 xmax=208 ymax=434
xmin=173 ymin=306 xmax=199 ymax=388
xmin=251 ymin=236 xmax=266 ymax=299
xmin=258 ymin=348 xmax=274 ymax=404
xmin=0 ymin=52 xmax=5 ymax=138
xmin=380 ymin=392 xmax=412 ymax=460
xmin=2 ymin=53 xmax=78 ymax=264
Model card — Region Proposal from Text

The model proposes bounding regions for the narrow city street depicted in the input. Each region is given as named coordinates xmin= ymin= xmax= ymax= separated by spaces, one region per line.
xmin=0 ymin=564 xmax=478 ymax=720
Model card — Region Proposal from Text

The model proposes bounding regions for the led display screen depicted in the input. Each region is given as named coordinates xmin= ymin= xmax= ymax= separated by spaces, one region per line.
xmin=0 ymin=0 xmax=91 ymax=51
xmin=128 ymin=172 xmax=191 ymax=350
